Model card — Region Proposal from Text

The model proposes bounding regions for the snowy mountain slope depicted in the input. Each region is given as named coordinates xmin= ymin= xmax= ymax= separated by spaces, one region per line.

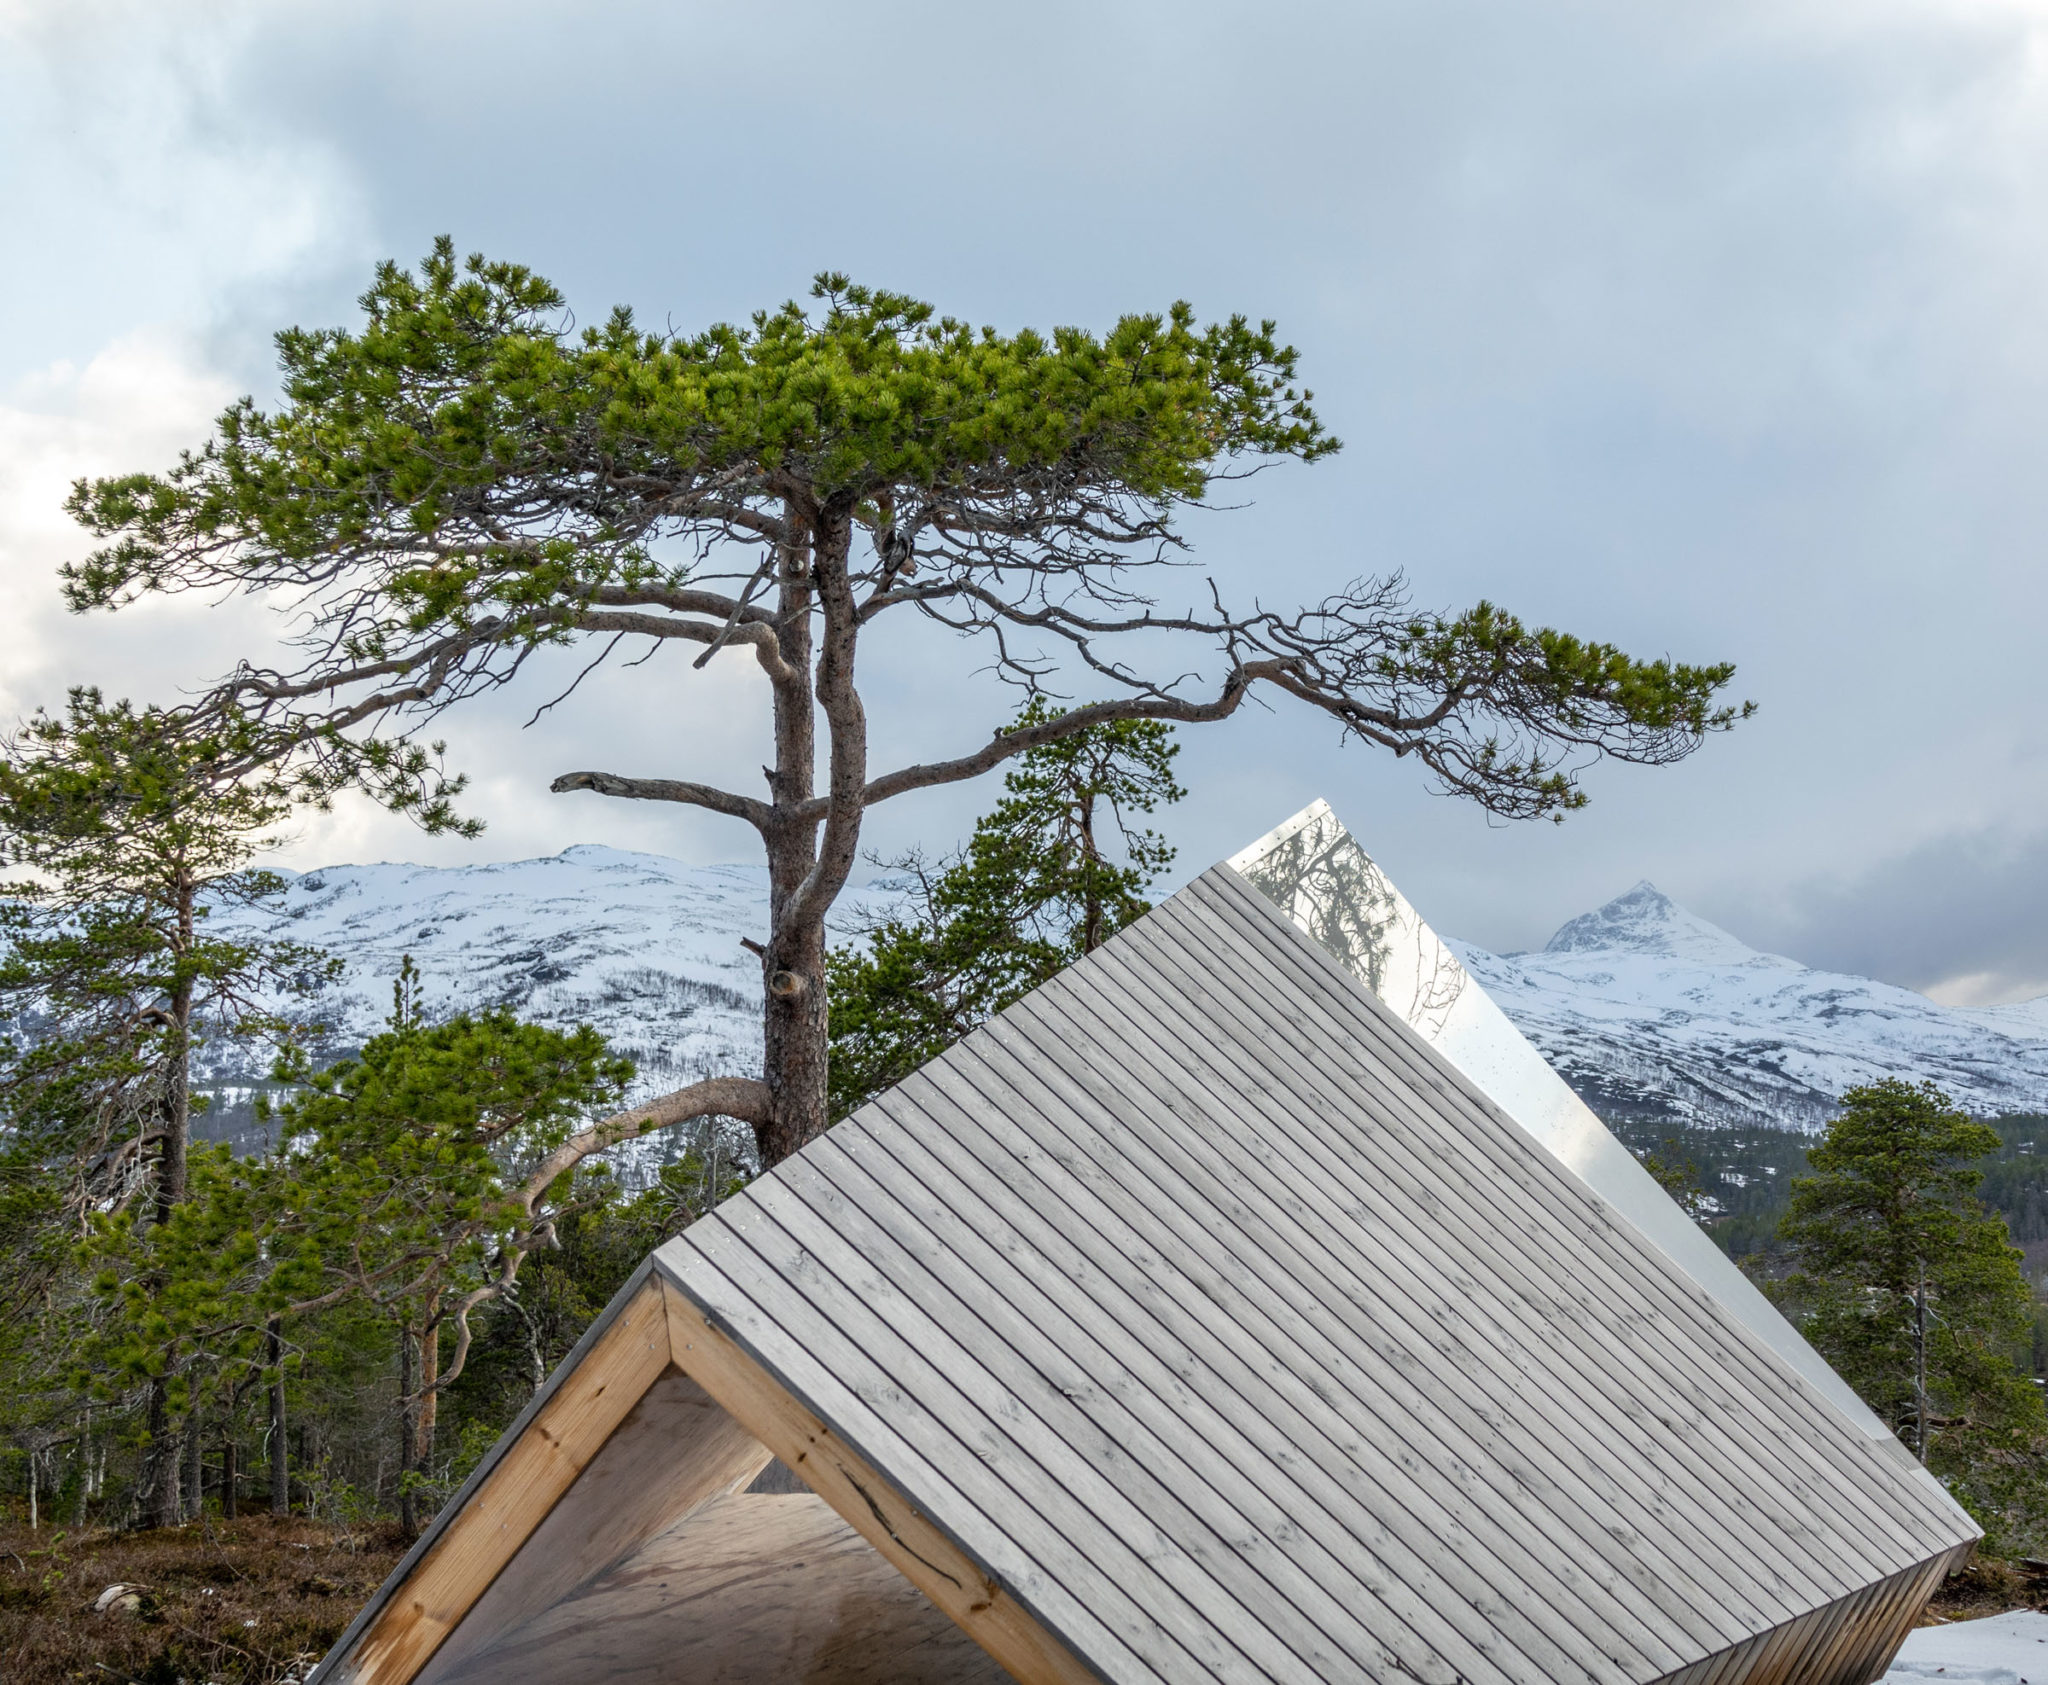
xmin=185 ymin=846 xmax=2048 ymax=1151
xmin=1450 ymin=881 xmax=2048 ymax=1130
xmin=191 ymin=845 xmax=902 ymax=1164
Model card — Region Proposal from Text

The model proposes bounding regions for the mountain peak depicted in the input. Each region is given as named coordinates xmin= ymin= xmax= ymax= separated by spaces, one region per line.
xmin=1542 ymin=880 xmax=1761 ymax=964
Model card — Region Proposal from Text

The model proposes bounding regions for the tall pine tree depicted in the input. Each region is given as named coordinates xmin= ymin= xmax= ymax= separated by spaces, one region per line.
xmin=1773 ymin=1078 xmax=2048 ymax=1549
xmin=0 ymin=691 xmax=328 ymax=1525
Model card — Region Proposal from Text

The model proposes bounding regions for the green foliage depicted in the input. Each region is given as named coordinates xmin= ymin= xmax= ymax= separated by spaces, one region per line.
xmin=0 ymin=693 xmax=331 ymax=1239
xmin=827 ymin=703 xmax=1181 ymax=1119
xmin=1635 ymin=1136 xmax=1713 ymax=1222
xmin=438 ymin=1137 xmax=747 ymax=1437
xmin=68 ymin=244 xmax=1333 ymax=603
xmin=256 ymin=963 xmax=634 ymax=1329
xmin=1770 ymin=1079 xmax=2048 ymax=1549
xmin=56 ymin=963 xmax=635 ymax=1531
xmin=60 ymin=240 xmax=1747 ymax=836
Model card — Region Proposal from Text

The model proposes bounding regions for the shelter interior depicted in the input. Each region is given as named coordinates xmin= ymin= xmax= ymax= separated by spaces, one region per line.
xmin=412 ymin=1366 xmax=1010 ymax=1685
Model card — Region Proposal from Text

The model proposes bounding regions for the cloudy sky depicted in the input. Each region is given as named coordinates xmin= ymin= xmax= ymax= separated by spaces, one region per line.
xmin=5 ymin=0 xmax=2048 ymax=999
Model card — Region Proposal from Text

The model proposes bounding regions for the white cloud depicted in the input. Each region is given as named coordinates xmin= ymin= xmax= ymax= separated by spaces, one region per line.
xmin=0 ymin=333 xmax=260 ymax=722
xmin=0 ymin=1 xmax=370 ymax=387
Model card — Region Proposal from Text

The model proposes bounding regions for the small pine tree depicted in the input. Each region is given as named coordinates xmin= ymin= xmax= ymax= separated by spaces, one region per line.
xmin=826 ymin=702 xmax=1182 ymax=1121
xmin=0 ymin=691 xmax=331 ymax=1525
xmin=257 ymin=962 xmax=633 ymax=1533
xmin=1772 ymin=1078 xmax=2048 ymax=1548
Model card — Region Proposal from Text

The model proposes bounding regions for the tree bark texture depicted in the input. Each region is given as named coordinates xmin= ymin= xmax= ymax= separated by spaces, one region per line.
xmin=414 ymin=1304 xmax=440 ymax=1474
xmin=147 ymin=1375 xmax=180 ymax=1529
xmin=1915 ymin=1262 xmax=1930 ymax=1464
xmin=397 ymin=1323 xmax=419 ymax=1536
xmin=268 ymin=1317 xmax=288 ymax=1516
xmin=184 ymin=1404 xmax=202 ymax=1520
xmin=156 ymin=871 xmax=196 ymax=1224
xmin=761 ymin=493 xmax=872 ymax=1162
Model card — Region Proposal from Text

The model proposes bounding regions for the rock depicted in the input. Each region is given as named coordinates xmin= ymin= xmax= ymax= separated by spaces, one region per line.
xmin=91 ymin=1583 xmax=148 ymax=1617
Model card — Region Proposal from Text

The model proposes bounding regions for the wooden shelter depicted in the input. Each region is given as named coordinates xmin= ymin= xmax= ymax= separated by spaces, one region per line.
xmin=312 ymin=806 xmax=1980 ymax=1685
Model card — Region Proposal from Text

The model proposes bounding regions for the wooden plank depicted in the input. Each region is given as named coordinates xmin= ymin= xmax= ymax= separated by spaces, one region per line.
xmin=656 ymin=1271 xmax=1107 ymax=1685
xmin=926 ymin=1001 xmax=1768 ymax=1645
xmin=681 ymin=1187 xmax=1280 ymax=1684
xmin=820 ymin=1100 xmax=1644 ymax=1685
xmin=1057 ymin=918 xmax=1857 ymax=1598
xmin=415 ymin=1366 xmax=770 ymax=1683
xmin=659 ymin=1233 xmax=1154 ymax=1681
xmin=749 ymin=1160 xmax=1422 ymax=1684
xmin=1827 ymin=1547 xmax=1962 ymax=1684
xmin=1192 ymin=866 xmax=1974 ymax=1556
xmin=818 ymin=1112 xmax=1542 ymax=1683
xmin=1172 ymin=874 xmax=1966 ymax=1561
xmin=327 ymin=1276 xmax=673 ymax=1685
xmin=737 ymin=1171 xmax=1343 ymax=1685
xmin=985 ymin=967 xmax=1808 ymax=1626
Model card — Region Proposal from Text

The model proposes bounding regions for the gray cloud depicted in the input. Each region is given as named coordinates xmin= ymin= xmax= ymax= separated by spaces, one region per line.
xmin=1717 ymin=827 xmax=2048 ymax=1005
xmin=6 ymin=0 xmax=2048 ymax=997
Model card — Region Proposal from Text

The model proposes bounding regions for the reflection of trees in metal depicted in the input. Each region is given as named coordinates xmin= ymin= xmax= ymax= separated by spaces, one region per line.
xmin=1235 ymin=810 xmax=1466 ymax=1039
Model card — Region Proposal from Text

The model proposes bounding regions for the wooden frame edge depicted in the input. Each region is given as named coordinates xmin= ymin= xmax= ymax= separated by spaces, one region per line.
xmin=657 ymin=1272 xmax=1104 ymax=1685
xmin=326 ymin=1274 xmax=674 ymax=1685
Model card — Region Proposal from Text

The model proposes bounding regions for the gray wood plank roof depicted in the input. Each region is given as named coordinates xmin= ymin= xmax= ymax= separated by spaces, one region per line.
xmin=655 ymin=865 xmax=1979 ymax=1685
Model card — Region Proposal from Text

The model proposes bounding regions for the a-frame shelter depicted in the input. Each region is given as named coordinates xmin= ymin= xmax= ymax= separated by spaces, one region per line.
xmin=312 ymin=805 xmax=1980 ymax=1685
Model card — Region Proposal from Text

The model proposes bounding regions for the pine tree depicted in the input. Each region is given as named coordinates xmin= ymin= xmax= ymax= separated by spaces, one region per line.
xmin=66 ymin=243 xmax=1751 ymax=1168
xmin=1772 ymin=1078 xmax=2048 ymax=1548
xmin=254 ymin=962 xmax=633 ymax=1533
xmin=826 ymin=703 xmax=1181 ymax=1120
xmin=0 ymin=690 xmax=330 ymax=1525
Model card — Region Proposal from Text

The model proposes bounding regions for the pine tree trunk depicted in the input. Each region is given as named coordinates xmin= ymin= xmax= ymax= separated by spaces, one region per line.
xmin=268 ymin=1319 xmax=288 ymax=1516
xmin=145 ymin=876 xmax=201 ymax=1530
xmin=221 ymin=1428 xmax=237 ymax=1520
xmin=415 ymin=1309 xmax=440 ymax=1476
xmin=397 ymin=1323 xmax=419 ymax=1536
xmin=147 ymin=1380 xmax=181 ymax=1528
xmin=185 ymin=1405 xmax=203 ymax=1519
xmin=759 ymin=513 xmax=827 ymax=1167
xmin=1914 ymin=1262 xmax=1930 ymax=1463
xmin=157 ymin=876 xmax=197 ymax=1221
xmin=759 ymin=862 xmax=829 ymax=1165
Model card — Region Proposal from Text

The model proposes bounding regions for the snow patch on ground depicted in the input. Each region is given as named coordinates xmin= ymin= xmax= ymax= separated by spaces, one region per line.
xmin=1880 ymin=1609 xmax=2048 ymax=1682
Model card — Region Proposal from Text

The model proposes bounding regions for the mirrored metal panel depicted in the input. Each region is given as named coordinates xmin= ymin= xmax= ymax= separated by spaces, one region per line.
xmin=1229 ymin=800 xmax=1910 ymax=1452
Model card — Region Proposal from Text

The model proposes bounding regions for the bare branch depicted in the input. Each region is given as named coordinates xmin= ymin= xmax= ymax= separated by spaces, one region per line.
xmin=516 ymin=1075 xmax=773 ymax=1214
xmin=549 ymin=770 xmax=770 ymax=831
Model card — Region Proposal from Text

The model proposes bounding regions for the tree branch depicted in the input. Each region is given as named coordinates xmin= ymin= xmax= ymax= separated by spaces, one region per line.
xmin=516 ymin=1074 xmax=773 ymax=1217
xmin=549 ymin=771 xmax=771 ymax=831
xmin=837 ymin=667 xmax=1270 ymax=814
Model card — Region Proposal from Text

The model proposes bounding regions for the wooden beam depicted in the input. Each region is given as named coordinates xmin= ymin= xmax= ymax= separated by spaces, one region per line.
xmin=331 ymin=1276 xmax=673 ymax=1685
xmin=660 ymin=1273 xmax=1104 ymax=1685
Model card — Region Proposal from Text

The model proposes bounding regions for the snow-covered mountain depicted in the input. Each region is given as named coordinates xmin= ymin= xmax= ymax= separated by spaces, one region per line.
xmin=1450 ymin=881 xmax=2048 ymax=1130
xmin=189 ymin=846 xmax=2048 ymax=1151
xmin=192 ymin=846 xmax=902 ymax=1164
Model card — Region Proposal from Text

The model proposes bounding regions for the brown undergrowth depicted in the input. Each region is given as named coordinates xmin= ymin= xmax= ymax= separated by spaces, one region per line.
xmin=0 ymin=1507 xmax=2030 ymax=1675
xmin=1919 ymin=1554 xmax=2048 ymax=1625
xmin=0 ymin=1512 xmax=406 ymax=1684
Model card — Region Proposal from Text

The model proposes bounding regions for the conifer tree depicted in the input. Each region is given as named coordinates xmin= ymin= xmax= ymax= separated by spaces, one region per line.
xmin=827 ymin=703 xmax=1181 ymax=1119
xmin=254 ymin=962 xmax=632 ymax=1533
xmin=65 ymin=242 xmax=1752 ymax=1169
xmin=1773 ymin=1078 xmax=2048 ymax=1547
xmin=0 ymin=690 xmax=329 ymax=1525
